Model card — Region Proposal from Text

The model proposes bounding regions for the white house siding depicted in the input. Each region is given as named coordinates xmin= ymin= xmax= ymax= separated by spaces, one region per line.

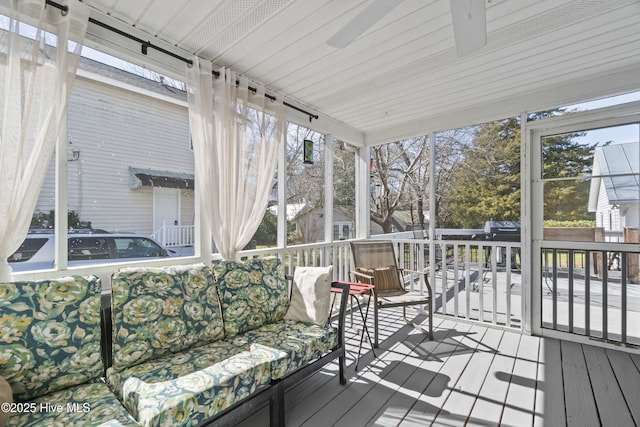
xmin=35 ymin=69 xmax=193 ymax=237
xmin=595 ymin=182 xmax=621 ymax=231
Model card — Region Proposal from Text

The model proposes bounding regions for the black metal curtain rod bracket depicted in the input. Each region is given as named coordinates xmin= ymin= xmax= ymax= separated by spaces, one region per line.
xmin=45 ymin=0 xmax=68 ymax=15
xmin=44 ymin=0 xmax=318 ymax=122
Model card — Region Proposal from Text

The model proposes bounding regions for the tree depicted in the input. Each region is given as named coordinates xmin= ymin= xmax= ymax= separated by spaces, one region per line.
xmin=253 ymin=210 xmax=277 ymax=246
xmin=443 ymin=117 xmax=521 ymax=228
xmin=370 ymin=140 xmax=425 ymax=233
xmin=440 ymin=111 xmax=597 ymax=228
xmin=541 ymin=130 xmax=597 ymax=221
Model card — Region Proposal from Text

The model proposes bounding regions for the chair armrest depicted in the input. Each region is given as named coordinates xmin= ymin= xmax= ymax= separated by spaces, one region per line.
xmin=330 ymin=282 xmax=350 ymax=349
xmin=350 ymin=270 xmax=374 ymax=283
xmin=398 ymin=268 xmax=432 ymax=297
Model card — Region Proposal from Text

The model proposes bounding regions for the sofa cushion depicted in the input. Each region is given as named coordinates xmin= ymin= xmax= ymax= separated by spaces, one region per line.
xmin=107 ymin=340 xmax=286 ymax=427
xmin=110 ymin=263 xmax=224 ymax=372
xmin=213 ymin=258 xmax=290 ymax=337
xmin=0 ymin=276 xmax=103 ymax=401
xmin=6 ymin=381 xmax=138 ymax=427
xmin=230 ymin=319 xmax=338 ymax=379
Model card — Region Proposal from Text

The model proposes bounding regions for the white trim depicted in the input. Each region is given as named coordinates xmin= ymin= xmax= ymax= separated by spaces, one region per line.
xmin=76 ymin=69 xmax=188 ymax=107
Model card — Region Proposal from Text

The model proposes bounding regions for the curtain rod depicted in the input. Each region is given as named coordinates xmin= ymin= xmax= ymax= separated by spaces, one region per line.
xmin=45 ymin=0 xmax=319 ymax=122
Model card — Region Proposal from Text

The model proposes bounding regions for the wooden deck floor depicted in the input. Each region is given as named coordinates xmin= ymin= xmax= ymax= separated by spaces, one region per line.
xmin=238 ymin=308 xmax=640 ymax=427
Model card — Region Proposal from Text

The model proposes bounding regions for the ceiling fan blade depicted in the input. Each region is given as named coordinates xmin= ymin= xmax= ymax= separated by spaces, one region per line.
xmin=328 ymin=0 xmax=404 ymax=48
xmin=450 ymin=0 xmax=486 ymax=56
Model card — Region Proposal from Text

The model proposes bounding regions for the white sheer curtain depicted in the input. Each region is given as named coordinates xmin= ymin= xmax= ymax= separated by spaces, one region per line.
xmin=0 ymin=0 xmax=88 ymax=281
xmin=187 ymin=58 xmax=284 ymax=260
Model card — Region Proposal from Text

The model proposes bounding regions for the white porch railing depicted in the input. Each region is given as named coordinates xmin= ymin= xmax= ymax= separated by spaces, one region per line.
xmin=541 ymin=241 xmax=640 ymax=346
xmin=237 ymin=237 xmax=525 ymax=332
xmin=237 ymin=237 xmax=640 ymax=344
xmin=152 ymin=223 xmax=195 ymax=247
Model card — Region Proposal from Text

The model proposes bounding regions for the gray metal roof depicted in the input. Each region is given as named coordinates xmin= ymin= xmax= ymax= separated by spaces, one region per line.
xmin=592 ymin=142 xmax=639 ymax=204
xmin=129 ymin=167 xmax=194 ymax=190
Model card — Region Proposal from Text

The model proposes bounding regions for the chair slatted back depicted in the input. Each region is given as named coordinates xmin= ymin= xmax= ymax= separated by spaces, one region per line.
xmin=350 ymin=240 xmax=404 ymax=292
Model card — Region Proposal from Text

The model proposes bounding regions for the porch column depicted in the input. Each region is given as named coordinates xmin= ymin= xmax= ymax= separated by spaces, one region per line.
xmin=277 ymin=129 xmax=287 ymax=249
xmin=55 ymin=116 xmax=69 ymax=271
xmin=324 ymin=134 xmax=334 ymax=243
xmin=355 ymin=146 xmax=370 ymax=239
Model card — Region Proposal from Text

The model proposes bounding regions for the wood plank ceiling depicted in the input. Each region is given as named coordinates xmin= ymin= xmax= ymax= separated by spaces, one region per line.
xmin=80 ymin=0 xmax=640 ymax=145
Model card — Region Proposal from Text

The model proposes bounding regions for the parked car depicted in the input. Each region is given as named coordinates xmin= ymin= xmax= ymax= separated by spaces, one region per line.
xmin=8 ymin=230 xmax=181 ymax=272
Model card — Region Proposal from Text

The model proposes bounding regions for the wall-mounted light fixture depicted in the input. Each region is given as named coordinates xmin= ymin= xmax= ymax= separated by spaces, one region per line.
xmin=303 ymin=139 xmax=314 ymax=164
xmin=69 ymin=150 xmax=80 ymax=161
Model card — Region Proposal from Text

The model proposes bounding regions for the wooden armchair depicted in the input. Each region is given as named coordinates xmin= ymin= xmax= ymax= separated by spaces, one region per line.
xmin=350 ymin=240 xmax=433 ymax=347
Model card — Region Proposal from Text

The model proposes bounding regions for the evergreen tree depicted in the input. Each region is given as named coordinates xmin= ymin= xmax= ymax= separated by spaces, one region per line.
xmin=444 ymin=117 xmax=521 ymax=228
xmin=441 ymin=112 xmax=597 ymax=228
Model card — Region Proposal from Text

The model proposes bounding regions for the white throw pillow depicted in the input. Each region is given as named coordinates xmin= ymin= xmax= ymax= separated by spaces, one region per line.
xmin=285 ymin=266 xmax=333 ymax=326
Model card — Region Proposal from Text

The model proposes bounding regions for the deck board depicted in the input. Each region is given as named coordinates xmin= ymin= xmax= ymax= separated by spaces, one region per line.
xmin=365 ymin=320 xmax=471 ymax=426
xmin=466 ymin=330 xmax=520 ymax=426
xmin=500 ymin=334 xmax=540 ymax=426
xmin=399 ymin=324 xmax=489 ymax=426
xmin=606 ymin=349 xmax=640 ymax=425
xmin=583 ymin=345 xmax=635 ymax=426
xmin=560 ymin=340 xmax=600 ymax=427
xmin=234 ymin=308 xmax=640 ymax=426
xmin=432 ymin=327 xmax=502 ymax=425
xmin=536 ymin=338 xmax=566 ymax=427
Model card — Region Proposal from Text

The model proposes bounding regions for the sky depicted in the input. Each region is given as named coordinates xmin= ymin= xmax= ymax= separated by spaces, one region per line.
xmin=563 ymin=92 xmax=640 ymax=147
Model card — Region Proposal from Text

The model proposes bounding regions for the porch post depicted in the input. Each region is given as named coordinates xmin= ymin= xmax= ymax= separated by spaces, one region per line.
xmin=521 ymin=112 xmax=533 ymax=335
xmin=428 ymin=132 xmax=436 ymax=296
xmin=55 ymin=115 xmax=69 ymax=271
xmin=324 ymin=134 xmax=334 ymax=244
xmin=277 ymin=129 xmax=287 ymax=249
xmin=355 ymin=146 xmax=370 ymax=239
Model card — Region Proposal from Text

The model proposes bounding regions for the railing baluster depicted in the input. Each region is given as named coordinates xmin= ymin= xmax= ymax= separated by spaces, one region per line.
xmin=506 ymin=244 xmax=512 ymax=328
xmin=465 ymin=244 xmax=471 ymax=320
xmin=453 ymin=242 xmax=459 ymax=318
xmin=621 ymin=251 xmax=627 ymax=344
xmin=568 ymin=250 xmax=574 ymax=333
xmin=602 ymin=250 xmax=608 ymax=341
xmin=585 ymin=250 xmax=590 ymax=336
xmin=552 ymin=248 xmax=558 ymax=330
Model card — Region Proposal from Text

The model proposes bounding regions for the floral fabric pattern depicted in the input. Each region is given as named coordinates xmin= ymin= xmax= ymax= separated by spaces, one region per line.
xmin=0 ymin=276 xmax=103 ymax=401
xmin=231 ymin=320 xmax=338 ymax=379
xmin=110 ymin=263 xmax=224 ymax=371
xmin=213 ymin=258 xmax=290 ymax=337
xmin=107 ymin=340 xmax=286 ymax=427
xmin=7 ymin=381 xmax=138 ymax=427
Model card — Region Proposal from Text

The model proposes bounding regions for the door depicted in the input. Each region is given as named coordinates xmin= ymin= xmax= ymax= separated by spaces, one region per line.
xmin=529 ymin=110 xmax=640 ymax=346
xmin=153 ymin=187 xmax=180 ymax=246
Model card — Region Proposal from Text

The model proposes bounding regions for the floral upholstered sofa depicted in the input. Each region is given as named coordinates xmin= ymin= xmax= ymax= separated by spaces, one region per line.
xmin=0 ymin=258 xmax=349 ymax=426
xmin=0 ymin=275 xmax=139 ymax=426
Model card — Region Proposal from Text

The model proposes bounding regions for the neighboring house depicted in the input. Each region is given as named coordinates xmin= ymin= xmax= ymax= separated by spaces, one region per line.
xmin=292 ymin=205 xmax=430 ymax=242
xmin=292 ymin=205 xmax=355 ymax=243
xmin=588 ymin=142 xmax=640 ymax=240
xmin=35 ymin=57 xmax=195 ymax=246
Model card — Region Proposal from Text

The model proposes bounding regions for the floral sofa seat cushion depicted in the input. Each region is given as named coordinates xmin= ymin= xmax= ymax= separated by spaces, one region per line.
xmin=110 ymin=263 xmax=224 ymax=372
xmin=107 ymin=340 xmax=287 ymax=427
xmin=213 ymin=258 xmax=290 ymax=337
xmin=7 ymin=381 xmax=138 ymax=427
xmin=0 ymin=276 xmax=103 ymax=401
xmin=231 ymin=320 xmax=338 ymax=379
